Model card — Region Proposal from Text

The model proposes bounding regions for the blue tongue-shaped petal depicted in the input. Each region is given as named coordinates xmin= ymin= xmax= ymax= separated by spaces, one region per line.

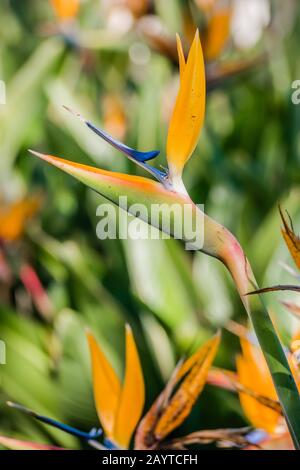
xmin=85 ymin=121 xmax=159 ymax=162
xmin=63 ymin=106 xmax=159 ymax=162
xmin=7 ymin=402 xmax=102 ymax=441
xmin=63 ymin=106 xmax=169 ymax=186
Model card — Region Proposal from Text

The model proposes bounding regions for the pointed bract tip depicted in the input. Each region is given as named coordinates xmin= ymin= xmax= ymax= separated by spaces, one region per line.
xmin=28 ymin=149 xmax=45 ymax=159
xmin=6 ymin=402 xmax=24 ymax=411
xmin=62 ymin=105 xmax=86 ymax=123
xmin=6 ymin=402 xmax=34 ymax=416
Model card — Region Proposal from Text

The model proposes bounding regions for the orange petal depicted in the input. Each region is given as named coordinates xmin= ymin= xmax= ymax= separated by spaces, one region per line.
xmin=166 ymin=30 xmax=206 ymax=185
xmin=279 ymin=207 xmax=300 ymax=270
xmin=237 ymin=339 xmax=281 ymax=433
xmin=50 ymin=0 xmax=79 ymax=20
xmin=113 ymin=325 xmax=145 ymax=449
xmin=176 ymin=34 xmax=186 ymax=81
xmin=86 ymin=331 xmax=121 ymax=439
xmin=203 ymin=8 xmax=231 ymax=61
xmin=154 ymin=332 xmax=220 ymax=440
xmin=0 ymin=196 xmax=40 ymax=242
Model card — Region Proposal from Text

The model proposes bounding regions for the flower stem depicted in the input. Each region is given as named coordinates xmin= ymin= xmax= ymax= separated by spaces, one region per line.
xmin=205 ymin=218 xmax=300 ymax=449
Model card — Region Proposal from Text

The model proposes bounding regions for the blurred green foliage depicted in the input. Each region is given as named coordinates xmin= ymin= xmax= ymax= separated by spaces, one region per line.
xmin=0 ymin=0 xmax=300 ymax=449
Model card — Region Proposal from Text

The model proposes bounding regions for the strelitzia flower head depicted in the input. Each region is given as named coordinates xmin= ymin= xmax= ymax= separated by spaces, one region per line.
xmin=86 ymin=325 xmax=145 ymax=449
xmin=30 ymin=30 xmax=205 ymax=197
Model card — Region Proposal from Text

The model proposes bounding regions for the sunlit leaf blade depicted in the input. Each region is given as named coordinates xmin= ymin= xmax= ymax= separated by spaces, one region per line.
xmin=86 ymin=331 xmax=121 ymax=439
xmin=166 ymin=30 xmax=206 ymax=182
xmin=203 ymin=8 xmax=231 ymax=61
xmin=279 ymin=206 xmax=300 ymax=270
xmin=113 ymin=325 xmax=145 ymax=449
xmin=0 ymin=436 xmax=65 ymax=451
xmin=237 ymin=339 xmax=281 ymax=433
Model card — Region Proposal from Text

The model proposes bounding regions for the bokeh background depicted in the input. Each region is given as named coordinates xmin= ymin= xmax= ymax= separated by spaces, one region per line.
xmin=0 ymin=0 xmax=300 ymax=449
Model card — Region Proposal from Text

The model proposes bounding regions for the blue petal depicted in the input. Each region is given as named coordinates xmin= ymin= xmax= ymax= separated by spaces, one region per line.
xmin=86 ymin=121 xmax=159 ymax=163
xmin=7 ymin=402 xmax=102 ymax=441
xmin=63 ymin=106 xmax=169 ymax=186
xmin=37 ymin=415 xmax=102 ymax=440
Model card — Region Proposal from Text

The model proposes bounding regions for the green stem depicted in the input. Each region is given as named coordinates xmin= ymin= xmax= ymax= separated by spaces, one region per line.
xmin=211 ymin=222 xmax=300 ymax=448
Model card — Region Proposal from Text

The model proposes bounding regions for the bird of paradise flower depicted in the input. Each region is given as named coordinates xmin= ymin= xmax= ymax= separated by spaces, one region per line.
xmin=28 ymin=31 xmax=300 ymax=446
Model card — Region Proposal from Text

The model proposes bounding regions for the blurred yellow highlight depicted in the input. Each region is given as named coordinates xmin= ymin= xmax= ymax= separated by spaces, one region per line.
xmin=50 ymin=0 xmax=79 ymax=20
xmin=0 ymin=197 xmax=40 ymax=242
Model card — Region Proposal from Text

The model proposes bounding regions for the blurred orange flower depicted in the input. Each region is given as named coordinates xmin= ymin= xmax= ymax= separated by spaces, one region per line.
xmin=203 ymin=8 xmax=232 ymax=61
xmin=50 ymin=0 xmax=79 ymax=20
xmin=0 ymin=197 xmax=40 ymax=243
xmin=103 ymin=95 xmax=127 ymax=141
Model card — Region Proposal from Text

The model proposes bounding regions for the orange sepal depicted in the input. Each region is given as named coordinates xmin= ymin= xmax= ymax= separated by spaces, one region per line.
xmin=113 ymin=325 xmax=145 ymax=449
xmin=237 ymin=339 xmax=281 ymax=433
xmin=166 ymin=30 xmax=206 ymax=185
xmin=86 ymin=331 xmax=121 ymax=440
